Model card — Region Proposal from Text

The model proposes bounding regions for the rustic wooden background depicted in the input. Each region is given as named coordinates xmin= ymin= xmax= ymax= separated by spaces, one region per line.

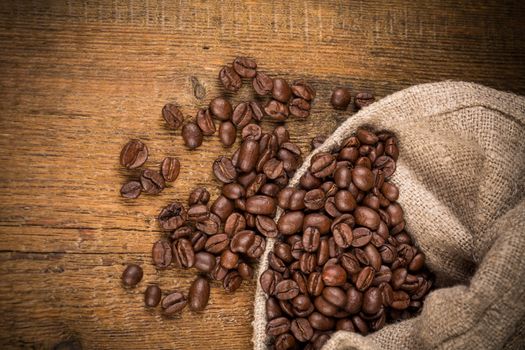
xmin=0 ymin=0 xmax=524 ymax=349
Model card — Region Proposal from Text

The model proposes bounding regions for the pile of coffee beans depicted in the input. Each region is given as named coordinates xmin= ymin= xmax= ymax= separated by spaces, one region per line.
xmin=331 ymin=87 xmax=375 ymax=111
xmin=260 ymin=128 xmax=433 ymax=349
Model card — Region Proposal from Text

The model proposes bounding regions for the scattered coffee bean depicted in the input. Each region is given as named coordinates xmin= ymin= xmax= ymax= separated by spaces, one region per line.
xmin=162 ymin=291 xmax=187 ymax=316
xmin=188 ymin=277 xmax=210 ymax=311
xmin=144 ymin=285 xmax=161 ymax=307
xmin=330 ymin=87 xmax=352 ymax=110
xmin=120 ymin=181 xmax=142 ymax=199
xmin=233 ymin=56 xmax=257 ymax=78
xmin=182 ymin=122 xmax=203 ymax=149
xmin=120 ymin=139 xmax=148 ymax=169
xmin=122 ymin=264 xmax=143 ymax=287
xmin=162 ymin=103 xmax=184 ymax=130
xmin=354 ymin=92 xmax=375 ymax=109
xmin=140 ymin=169 xmax=165 ymax=195
xmin=219 ymin=66 xmax=242 ymax=92
xmin=160 ymin=157 xmax=181 ymax=182
xmin=253 ymin=72 xmax=273 ymax=95
xmin=210 ymin=97 xmax=233 ymax=121
xmin=219 ymin=121 xmax=237 ymax=147
xmin=196 ymin=108 xmax=216 ymax=136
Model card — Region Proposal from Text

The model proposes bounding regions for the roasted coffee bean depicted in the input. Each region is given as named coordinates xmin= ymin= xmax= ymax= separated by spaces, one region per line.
xmin=354 ymin=206 xmax=380 ymax=230
xmin=322 ymin=287 xmax=346 ymax=308
xmin=219 ymin=121 xmax=237 ymax=147
xmin=299 ymin=171 xmax=322 ymax=190
xmin=302 ymin=227 xmax=321 ymax=252
xmin=269 ymin=252 xmax=287 ymax=273
xmin=271 ymin=78 xmax=292 ymax=103
xmin=354 ymin=92 xmax=375 ymax=109
xmin=245 ymin=195 xmax=276 ymax=215
xmin=204 ymin=234 xmax=229 ymax=254
xmin=352 ymin=166 xmax=374 ymax=191
xmin=317 ymin=239 xmax=330 ymax=266
xmin=385 ymin=137 xmax=399 ymax=161
xmin=256 ymin=215 xmax=279 ymax=238
xmin=374 ymin=155 xmax=396 ymax=178
xmin=196 ymin=213 xmax=221 ymax=235
xmin=291 ymin=318 xmax=314 ymax=342
xmin=224 ymin=212 xmax=246 ymax=236
xmin=161 ymin=291 xmax=187 ymax=316
xmin=260 ymin=269 xmax=283 ymax=295
xmin=242 ymin=123 xmax=262 ymax=141
xmin=232 ymin=102 xmax=254 ymax=128
xmin=334 ymin=190 xmax=357 ymax=212
xmin=263 ymin=158 xmax=285 ymax=180
xmin=209 ymin=97 xmax=233 ymax=121
xmin=238 ymin=139 xmax=259 ymax=173
xmin=247 ymin=101 xmax=263 ymax=122
xmin=356 ymin=266 xmax=375 ymax=291
xmin=266 ymin=297 xmax=283 ymax=320
xmin=386 ymin=203 xmax=404 ymax=227
xmin=219 ymin=65 xmax=242 ymax=91
xmin=210 ymin=257 xmax=228 ymax=281
xmin=238 ymin=262 xmax=254 ymax=280
xmin=172 ymin=238 xmax=195 ymax=268
xmin=391 ymin=268 xmax=408 ymax=290
xmin=182 ymin=122 xmax=203 ymax=149
xmin=221 ymin=183 xmax=244 ymax=200
xmin=220 ymin=249 xmax=239 ymax=269
xmin=120 ymin=181 xmax=142 ymax=199
xmin=291 ymin=80 xmax=315 ymax=101
xmin=308 ymin=312 xmax=334 ymax=331
xmin=196 ymin=108 xmax=216 ymax=136
xmin=189 ymin=231 xmax=206 ymax=252
xmin=322 ymin=265 xmax=347 ymax=286
xmin=162 ymin=103 xmax=184 ymax=130
xmin=351 ymin=227 xmax=372 ymax=247
xmin=277 ymin=211 xmax=304 ymax=235
xmin=275 ymin=280 xmax=300 ymax=300
xmin=245 ymin=173 xmax=266 ymax=199
xmin=160 ymin=157 xmax=181 ymax=182
xmin=299 ymin=252 xmax=317 ymax=274
xmin=362 ymin=287 xmax=382 ymax=314
xmin=391 ymin=290 xmax=410 ymax=310
xmin=289 ymin=98 xmax=311 ymax=118
xmin=247 ymin=235 xmax=266 ymax=259
xmin=314 ymin=295 xmax=338 ymax=317
xmin=303 ymin=213 xmax=331 ymax=235
xmin=140 ymin=169 xmax=165 ymax=194
xmin=187 ymin=204 xmax=209 ymax=222
xmin=266 ymin=317 xmax=291 ymax=336
xmin=213 ymin=156 xmax=237 ymax=184
xmin=230 ymin=230 xmax=256 ymax=253
xmin=333 ymin=166 xmax=352 ymax=188
xmin=152 ymin=240 xmax=172 ymax=269
xmin=188 ymin=277 xmax=210 ymax=312
xmin=144 ymin=285 xmax=161 ymax=307
xmin=274 ymin=242 xmax=294 ymax=263
xmin=356 ymin=128 xmax=379 ymax=145
xmin=409 ymin=253 xmax=425 ymax=272
xmin=332 ymin=223 xmax=353 ymax=248
xmin=381 ymin=182 xmax=399 ymax=202
xmin=304 ymin=189 xmax=325 ymax=211
xmin=121 ymin=264 xmax=143 ymax=287
xmin=233 ymin=56 xmax=257 ymax=78
xmin=188 ymin=187 xmax=210 ymax=206
xmin=352 ymin=315 xmax=369 ymax=335
xmin=306 ymin=272 xmax=324 ymax=296
xmin=265 ymin=100 xmax=289 ymax=121
xmin=330 ymin=87 xmax=352 ymax=110
xmin=310 ymin=152 xmax=336 ymax=178
xmin=253 ymin=71 xmax=273 ymax=95
xmin=158 ymin=202 xmax=187 ymax=230
xmin=120 ymin=140 xmax=148 ymax=169
xmin=223 ymin=270 xmax=243 ymax=293
xmin=336 ymin=319 xmax=355 ymax=332
xmin=210 ymin=195 xmax=234 ymax=222
xmin=194 ymin=252 xmax=216 ymax=273
xmin=275 ymin=333 xmax=295 ymax=350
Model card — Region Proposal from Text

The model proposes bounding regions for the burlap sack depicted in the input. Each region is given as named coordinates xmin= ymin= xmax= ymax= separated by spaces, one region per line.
xmin=252 ymin=81 xmax=525 ymax=350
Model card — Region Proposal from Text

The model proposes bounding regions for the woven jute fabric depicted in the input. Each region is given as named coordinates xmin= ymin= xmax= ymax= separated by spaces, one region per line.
xmin=252 ymin=81 xmax=525 ymax=350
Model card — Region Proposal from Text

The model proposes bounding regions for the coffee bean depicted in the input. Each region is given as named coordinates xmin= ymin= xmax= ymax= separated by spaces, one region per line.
xmin=250 ymin=101 xmax=265 ymax=121
xmin=162 ymin=103 xmax=184 ymax=130
xmin=210 ymin=258 xmax=228 ymax=281
xmin=356 ymin=266 xmax=375 ymax=291
xmin=409 ymin=253 xmax=425 ymax=272
xmin=172 ymin=238 xmax=195 ymax=268
xmin=188 ymin=187 xmax=210 ymax=206
xmin=374 ymin=155 xmax=396 ymax=178
xmin=314 ymin=295 xmax=338 ymax=317
xmin=275 ymin=280 xmax=300 ymax=300
xmin=304 ymin=189 xmax=325 ymax=211
xmin=266 ymin=317 xmax=291 ymax=336
xmin=308 ymin=312 xmax=334 ymax=331
xmin=194 ymin=252 xmax=216 ymax=273
xmin=160 ymin=157 xmax=181 ymax=182
xmin=196 ymin=108 xmax=216 ymax=136
xmin=267 ymin=298 xmax=283 ymax=321
xmin=238 ymin=139 xmax=259 ymax=173
xmin=391 ymin=290 xmax=410 ymax=310
xmin=302 ymin=227 xmax=321 ymax=253
xmin=289 ymin=98 xmax=311 ymax=118
xmin=291 ymin=318 xmax=313 ymax=342
xmin=233 ymin=56 xmax=257 ymax=78
xmin=219 ymin=65 xmax=242 ymax=91
xmin=161 ymin=291 xmax=187 ymax=316
xmin=362 ymin=287 xmax=382 ymax=314
xmin=336 ymin=319 xmax=355 ymax=332
xmin=351 ymin=227 xmax=372 ymax=247
xmin=232 ymin=102 xmax=254 ymax=128
xmin=238 ymin=262 xmax=254 ymax=280
xmin=332 ymin=223 xmax=353 ymax=248
xmin=322 ymin=265 xmax=347 ymax=286
xmin=188 ymin=277 xmax=210 ymax=311
xmin=256 ymin=215 xmax=278 ymax=238
xmin=121 ymin=264 xmax=143 ymax=287
xmin=245 ymin=195 xmax=276 ymax=216
xmin=224 ymin=212 xmax=246 ymax=236
xmin=391 ymin=268 xmax=408 ymax=290
xmin=241 ymin=123 xmax=262 ymax=141
xmin=352 ymin=315 xmax=369 ymax=335
xmin=223 ymin=270 xmax=243 ymax=293
xmin=354 ymin=206 xmax=380 ymax=230
xmin=120 ymin=139 xmax=148 ymax=169
xmin=291 ymin=80 xmax=316 ymax=101
xmin=187 ymin=204 xmax=209 ymax=222
xmin=334 ymin=190 xmax=357 ymax=212
xmin=354 ymin=92 xmax=375 ymax=109
xmin=246 ymin=235 xmax=266 ymax=259
xmin=253 ymin=71 xmax=273 ymax=95
xmin=219 ymin=121 xmax=237 ymax=147
xmin=140 ymin=169 xmax=165 ymax=194
xmin=351 ymin=166 xmax=374 ymax=191
xmin=303 ymin=213 xmax=331 ymax=235
xmin=220 ymin=249 xmax=239 ymax=269
xmin=120 ymin=181 xmax=142 ymax=199
xmin=310 ymin=135 xmax=327 ymax=150
xmin=381 ymin=182 xmax=399 ymax=202
xmin=322 ymin=287 xmax=346 ymax=308
xmin=309 ymin=152 xmax=336 ymax=178
xmin=209 ymin=97 xmax=233 ymax=121
xmin=278 ymin=211 xmax=305 ymax=235
xmin=264 ymin=100 xmax=289 ymax=121
xmin=273 ymin=126 xmax=290 ymax=146
xmin=152 ymin=240 xmax=172 ymax=269
xmin=330 ymin=87 xmax=351 ymax=110
xmin=213 ymin=156 xmax=237 ymax=184
xmin=275 ymin=333 xmax=295 ymax=350
xmin=144 ymin=285 xmax=161 ymax=307
xmin=272 ymin=78 xmax=292 ymax=103
xmin=230 ymin=230 xmax=256 ymax=253
xmin=386 ymin=203 xmax=404 ymax=226
xmin=158 ymin=202 xmax=187 ymax=230
xmin=182 ymin=122 xmax=203 ymax=149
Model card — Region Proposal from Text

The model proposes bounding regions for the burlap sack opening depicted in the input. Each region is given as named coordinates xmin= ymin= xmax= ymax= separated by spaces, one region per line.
xmin=252 ymin=81 xmax=525 ymax=350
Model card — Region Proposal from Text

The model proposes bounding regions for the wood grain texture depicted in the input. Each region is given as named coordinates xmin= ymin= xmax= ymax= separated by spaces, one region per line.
xmin=0 ymin=0 xmax=524 ymax=349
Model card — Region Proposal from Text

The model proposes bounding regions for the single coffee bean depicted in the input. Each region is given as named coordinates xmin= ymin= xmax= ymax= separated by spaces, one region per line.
xmin=210 ymin=257 xmax=228 ymax=281
xmin=275 ymin=280 xmax=300 ymax=300
xmin=224 ymin=212 xmax=246 ymax=236
xmin=277 ymin=211 xmax=304 ymax=235
xmin=310 ymin=135 xmax=327 ymax=150
xmin=385 ymin=136 xmax=399 ymax=161
xmin=230 ymin=230 xmax=256 ymax=254
xmin=275 ymin=333 xmax=296 ymax=350
xmin=160 ymin=157 xmax=181 ymax=182
xmin=362 ymin=287 xmax=382 ymax=314
xmin=409 ymin=253 xmax=425 ymax=272
xmin=354 ymin=206 xmax=380 ymax=230
xmin=266 ymin=317 xmax=291 ymax=336
xmin=152 ymin=240 xmax=172 ymax=269
xmin=269 ymin=252 xmax=287 ymax=273
xmin=246 ymin=235 xmax=266 ymax=259
xmin=219 ymin=121 xmax=237 ymax=147
xmin=291 ymin=318 xmax=314 ymax=342
xmin=260 ymin=269 xmax=283 ymax=295
xmin=223 ymin=270 xmax=243 ymax=293
xmin=238 ymin=170 xmax=257 ymax=188
xmin=120 ymin=181 xmax=142 ymax=199
xmin=256 ymin=215 xmax=278 ymax=238
xmin=241 ymin=123 xmax=262 ymax=141
xmin=352 ymin=166 xmax=374 ymax=191
xmin=334 ymin=190 xmax=357 ymax=212
xmin=381 ymin=182 xmax=399 ymax=202
xmin=322 ymin=265 xmax=347 ymax=286
xmin=272 ymin=78 xmax=292 ymax=103
xmin=391 ymin=267 xmax=408 ymax=290
xmin=172 ymin=238 xmax=195 ymax=268
xmin=317 ymin=239 xmax=330 ymax=266
xmin=354 ymin=92 xmax=375 ymax=109
xmin=314 ymin=295 xmax=338 ymax=317
xmin=220 ymin=249 xmax=239 ymax=269
xmin=304 ymin=189 xmax=325 ymax=211
xmin=266 ymin=297 xmax=283 ymax=320
xmin=233 ymin=56 xmax=257 ymax=78
xmin=158 ymin=202 xmax=187 ymax=230
xmin=345 ymin=287 xmax=363 ymax=314
xmin=140 ymin=169 xmax=165 ymax=194
xmin=250 ymin=101 xmax=265 ymax=121
xmin=351 ymin=227 xmax=372 ymax=247
xmin=289 ymin=98 xmax=311 ymax=118
xmin=182 ymin=122 xmax=203 ymax=149
xmin=253 ymin=71 xmax=273 ymax=95
xmin=352 ymin=315 xmax=369 ymax=335
xmin=188 ymin=187 xmax=210 ymax=206
xmin=238 ymin=139 xmax=259 ymax=173
xmin=264 ymin=99 xmax=289 ymax=121
xmin=144 ymin=285 xmax=161 ymax=307
xmin=195 ymin=108 xmax=216 ymax=136
xmin=219 ymin=65 xmax=242 ymax=91
xmin=121 ymin=264 xmax=143 ymax=287
xmin=308 ymin=312 xmax=335 ymax=331
xmin=187 ymin=204 xmax=209 ymax=222
xmin=162 ymin=103 xmax=184 ymax=130
xmin=161 ymin=291 xmax=187 ymax=315
xmin=302 ymin=227 xmax=321 ymax=253
xmin=273 ymin=125 xmax=290 ymax=145
xmin=299 ymin=252 xmax=317 ymax=274
xmin=391 ymin=290 xmax=410 ymax=310
xmin=204 ymin=234 xmax=229 ymax=254
xmin=188 ymin=277 xmax=210 ymax=311
xmin=386 ymin=202 xmax=404 ymax=226
xmin=193 ymin=252 xmax=216 ymax=273
xmin=303 ymin=213 xmax=331 ymax=235
xmin=322 ymin=287 xmax=346 ymax=308
xmin=356 ymin=128 xmax=379 ymax=145
xmin=189 ymin=231 xmax=207 ymax=252
xmin=245 ymin=195 xmax=277 ymax=216
xmin=336 ymin=319 xmax=355 ymax=331
xmin=213 ymin=156 xmax=237 ymax=184
xmin=209 ymin=97 xmax=233 ymax=121
xmin=306 ymin=272 xmax=324 ymax=296
xmin=291 ymin=80 xmax=316 ymax=101
xmin=120 ymin=139 xmax=148 ymax=169
xmin=364 ymin=243 xmax=382 ymax=271
xmin=232 ymin=102 xmax=254 ymax=128
xmin=332 ymin=223 xmax=353 ymax=248
xmin=330 ymin=87 xmax=352 ymax=110
xmin=238 ymin=262 xmax=254 ymax=280
xmin=356 ymin=266 xmax=375 ymax=291
xmin=374 ymin=155 xmax=396 ymax=178
xmin=195 ymin=213 xmax=221 ymax=235
xmin=310 ymin=152 xmax=336 ymax=178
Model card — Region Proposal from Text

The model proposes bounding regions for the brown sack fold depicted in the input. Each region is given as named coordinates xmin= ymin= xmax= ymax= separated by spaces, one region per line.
xmin=252 ymin=81 xmax=525 ymax=350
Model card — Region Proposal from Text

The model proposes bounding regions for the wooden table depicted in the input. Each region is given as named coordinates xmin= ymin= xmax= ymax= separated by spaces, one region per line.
xmin=0 ymin=1 xmax=524 ymax=349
